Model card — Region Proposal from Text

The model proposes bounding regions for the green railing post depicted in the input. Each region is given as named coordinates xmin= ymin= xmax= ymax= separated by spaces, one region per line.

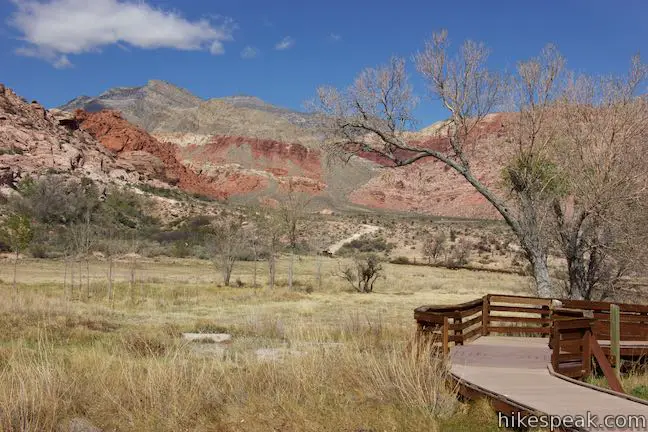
xmin=610 ymin=304 xmax=621 ymax=379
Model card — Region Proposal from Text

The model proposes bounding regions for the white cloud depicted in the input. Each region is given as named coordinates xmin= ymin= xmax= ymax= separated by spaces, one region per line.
xmin=274 ymin=36 xmax=295 ymax=51
xmin=9 ymin=0 xmax=235 ymax=67
xmin=240 ymin=46 xmax=258 ymax=59
xmin=329 ymin=33 xmax=342 ymax=42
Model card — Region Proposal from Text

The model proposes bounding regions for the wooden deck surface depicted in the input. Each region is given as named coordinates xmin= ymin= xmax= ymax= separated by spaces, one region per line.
xmin=450 ymin=336 xmax=648 ymax=431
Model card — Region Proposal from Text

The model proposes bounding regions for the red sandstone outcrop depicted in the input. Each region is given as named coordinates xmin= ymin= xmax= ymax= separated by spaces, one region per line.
xmin=164 ymin=133 xmax=327 ymax=195
xmin=349 ymin=114 xmax=511 ymax=219
xmin=75 ymin=110 xmax=228 ymax=199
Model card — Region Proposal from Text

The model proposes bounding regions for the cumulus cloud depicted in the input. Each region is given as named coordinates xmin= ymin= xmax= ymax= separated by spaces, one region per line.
xmin=274 ymin=36 xmax=295 ymax=51
xmin=240 ymin=46 xmax=258 ymax=59
xmin=9 ymin=0 xmax=235 ymax=67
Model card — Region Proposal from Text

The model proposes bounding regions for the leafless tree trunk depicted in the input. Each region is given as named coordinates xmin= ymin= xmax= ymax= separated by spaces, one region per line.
xmin=288 ymin=251 xmax=294 ymax=290
xmin=316 ymin=253 xmax=323 ymax=291
xmin=252 ymin=240 xmax=258 ymax=288
xmin=108 ymin=254 xmax=114 ymax=304
xmin=256 ymin=209 xmax=283 ymax=290
xmin=70 ymin=256 xmax=75 ymax=300
xmin=12 ymin=250 xmax=18 ymax=295
xmin=268 ymin=254 xmax=276 ymax=290
xmin=278 ymin=180 xmax=312 ymax=290
xmin=63 ymin=253 xmax=69 ymax=299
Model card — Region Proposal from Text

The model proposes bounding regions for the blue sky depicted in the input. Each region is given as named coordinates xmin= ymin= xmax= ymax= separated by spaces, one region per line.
xmin=1 ymin=0 xmax=647 ymax=125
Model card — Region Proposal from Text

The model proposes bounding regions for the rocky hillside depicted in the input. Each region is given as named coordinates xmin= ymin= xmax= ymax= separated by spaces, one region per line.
xmin=59 ymin=81 xmax=511 ymax=219
xmin=0 ymin=83 xmax=123 ymax=189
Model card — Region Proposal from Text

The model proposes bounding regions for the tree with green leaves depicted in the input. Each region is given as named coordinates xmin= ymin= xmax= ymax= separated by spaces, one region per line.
xmin=0 ymin=213 xmax=34 ymax=294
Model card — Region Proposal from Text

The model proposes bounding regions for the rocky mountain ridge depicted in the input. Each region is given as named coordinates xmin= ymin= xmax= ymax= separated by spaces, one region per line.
xmin=50 ymin=81 xmax=512 ymax=218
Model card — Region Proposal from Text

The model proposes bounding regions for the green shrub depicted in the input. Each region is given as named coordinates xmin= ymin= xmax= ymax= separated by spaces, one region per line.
xmin=390 ymin=256 xmax=411 ymax=265
xmin=338 ymin=236 xmax=394 ymax=255
xmin=631 ymin=385 xmax=648 ymax=400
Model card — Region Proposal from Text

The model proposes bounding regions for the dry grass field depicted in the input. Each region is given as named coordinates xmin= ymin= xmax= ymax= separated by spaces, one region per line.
xmin=0 ymin=255 xmax=534 ymax=432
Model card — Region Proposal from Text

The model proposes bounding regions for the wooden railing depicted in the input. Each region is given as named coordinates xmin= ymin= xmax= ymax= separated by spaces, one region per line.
xmin=416 ymin=294 xmax=648 ymax=352
xmin=414 ymin=297 xmax=484 ymax=354
xmin=485 ymin=294 xmax=551 ymax=336
xmin=415 ymin=293 xmax=648 ymax=391
xmin=550 ymin=312 xmax=593 ymax=379
xmin=415 ymin=294 xmax=552 ymax=354
xmin=561 ymin=299 xmax=648 ymax=345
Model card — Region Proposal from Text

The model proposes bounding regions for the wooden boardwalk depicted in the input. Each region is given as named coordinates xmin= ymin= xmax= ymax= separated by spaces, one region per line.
xmin=415 ymin=294 xmax=648 ymax=432
xmin=450 ymin=336 xmax=648 ymax=431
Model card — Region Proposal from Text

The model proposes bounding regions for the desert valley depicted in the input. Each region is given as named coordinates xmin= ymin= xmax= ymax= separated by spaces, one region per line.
xmin=1 ymin=1 xmax=648 ymax=431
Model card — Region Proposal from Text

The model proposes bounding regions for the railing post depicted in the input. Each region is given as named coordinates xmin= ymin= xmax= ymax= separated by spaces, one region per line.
xmin=482 ymin=295 xmax=490 ymax=336
xmin=442 ymin=316 xmax=449 ymax=357
xmin=610 ymin=304 xmax=621 ymax=379
xmin=583 ymin=328 xmax=592 ymax=377
xmin=454 ymin=312 xmax=463 ymax=345
xmin=551 ymin=323 xmax=559 ymax=373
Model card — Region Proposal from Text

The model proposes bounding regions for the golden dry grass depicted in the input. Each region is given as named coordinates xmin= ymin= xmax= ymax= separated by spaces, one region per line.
xmin=0 ymin=256 xmax=531 ymax=431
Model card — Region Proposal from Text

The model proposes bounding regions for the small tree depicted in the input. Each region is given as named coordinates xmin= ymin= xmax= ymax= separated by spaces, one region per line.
xmin=69 ymin=209 xmax=96 ymax=299
xmin=339 ymin=254 xmax=384 ymax=293
xmin=209 ymin=217 xmax=246 ymax=287
xmin=247 ymin=225 xmax=261 ymax=289
xmin=256 ymin=210 xmax=284 ymax=290
xmin=0 ymin=213 xmax=34 ymax=294
xmin=423 ymin=231 xmax=446 ymax=264
xmin=277 ymin=180 xmax=312 ymax=290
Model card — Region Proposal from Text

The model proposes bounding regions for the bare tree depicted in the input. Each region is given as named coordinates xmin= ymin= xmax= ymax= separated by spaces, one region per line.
xmin=277 ymin=180 xmax=312 ymax=290
xmin=423 ymin=231 xmax=446 ymax=264
xmin=256 ymin=210 xmax=284 ymax=289
xmin=69 ymin=209 xmax=96 ymax=300
xmin=314 ymin=32 xmax=567 ymax=297
xmin=548 ymin=57 xmax=648 ymax=299
xmin=0 ymin=213 xmax=34 ymax=295
xmin=209 ymin=217 xmax=246 ymax=287
xmin=339 ymin=254 xmax=384 ymax=293
xmin=127 ymin=235 xmax=140 ymax=303
xmin=248 ymin=224 xmax=261 ymax=289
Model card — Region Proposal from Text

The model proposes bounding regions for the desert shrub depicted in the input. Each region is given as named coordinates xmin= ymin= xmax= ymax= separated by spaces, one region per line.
xmin=444 ymin=240 xmax=471 ymax=268
xmin=120 ymin=331 xmax=172 ymax=357
xmin=631 ymin=385 xmax=648 ymax=400
xmin=478 ymin=257 xmax=494 ymax=265
xmin=171 ymin=241 xmax=191 ymax=258
xmin=191 ymin=319 xmax=230 ymax=334
xmin=340 ymin=254 xmax=384 ymax=293
xmin=338 ymin=236 xmax=394 ymax=255
xmin=13 ymin=175 xmax=100 ymax=225
xmin=476 ymin=238 xmax=492 ymax=253
xmin=391 ymin=256 xmax=411 ymax=265
xmin=101 ymin=187 xmax=159 ymax=233
xmin=28 ymin=242 xmax=50 ymax=259
xmin=0 ymin=146 xmax=24 ymax=155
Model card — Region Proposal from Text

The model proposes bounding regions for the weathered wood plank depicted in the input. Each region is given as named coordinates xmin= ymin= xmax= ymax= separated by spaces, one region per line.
xmin=489 ymin=305 xmax=551 ymax=315
xmin=487 ymin=326 xmax=551 ymax=334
